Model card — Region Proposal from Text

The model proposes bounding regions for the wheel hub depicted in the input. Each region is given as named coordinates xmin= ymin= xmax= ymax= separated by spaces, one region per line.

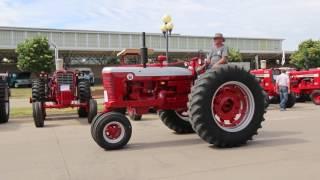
xmin=105 ymin=123 xmax=122 ymax=140
xmin=211 ymin=82 xmax=255 ymax=132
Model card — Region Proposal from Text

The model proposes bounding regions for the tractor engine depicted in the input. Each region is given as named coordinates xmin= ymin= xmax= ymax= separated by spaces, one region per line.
xmin=102 ymin=66 xmax=194 ymax=114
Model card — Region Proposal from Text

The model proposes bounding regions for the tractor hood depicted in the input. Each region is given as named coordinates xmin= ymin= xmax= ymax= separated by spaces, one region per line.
xmin=102 ymin=67 xmax=192 ymax=77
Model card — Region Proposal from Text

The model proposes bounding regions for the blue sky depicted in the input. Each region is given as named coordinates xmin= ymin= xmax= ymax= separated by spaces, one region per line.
xmin=1 ymin=0 xmax=319 ymax=50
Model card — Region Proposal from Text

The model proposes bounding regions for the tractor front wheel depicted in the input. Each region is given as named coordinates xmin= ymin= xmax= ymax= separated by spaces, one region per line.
xmin=33 ymin=102 xmax=44 ymax=128
xmin=311 ymin=90 xmax=320 ymax=105
xmin=188 ymin=65 xmax=265 ymax=147
xmin=88 ymin=99 xmax=98 ymax=123
xmin=159 ymin=110 xmax=194 ymax=134
xmin=91 ymin=112 xmax=132 ymax=150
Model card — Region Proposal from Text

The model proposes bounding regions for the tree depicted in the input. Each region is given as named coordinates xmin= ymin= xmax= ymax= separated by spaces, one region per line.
xmin=16 ymin=37 xmax=54 ymax=74
xmin=290 ymin=39 xmax=320 ymax=69
xmin=228 ymin=48 xmax=242 ymax=62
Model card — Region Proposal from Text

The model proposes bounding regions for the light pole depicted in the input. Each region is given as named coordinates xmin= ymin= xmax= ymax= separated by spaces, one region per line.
xmin=161 ymin=14 xmax=174 ymax=63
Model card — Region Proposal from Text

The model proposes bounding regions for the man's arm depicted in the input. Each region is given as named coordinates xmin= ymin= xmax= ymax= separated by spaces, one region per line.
xmin=196 ymin=51 xmax=212 ymax=72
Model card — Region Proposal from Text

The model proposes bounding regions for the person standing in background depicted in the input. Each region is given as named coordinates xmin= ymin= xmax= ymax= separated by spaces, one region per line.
xmin=276 ymin=69 xmax=290 ymax=111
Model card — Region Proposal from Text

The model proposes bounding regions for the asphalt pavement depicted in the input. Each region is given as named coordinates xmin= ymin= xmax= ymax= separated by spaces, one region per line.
xmin=0 ymin=103 xmax=319 ymax=180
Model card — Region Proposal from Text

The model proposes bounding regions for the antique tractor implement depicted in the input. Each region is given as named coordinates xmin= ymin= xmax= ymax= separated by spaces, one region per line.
xmin=90 ymin=32 xmax=266 ymax=150
xmin=289 ymin=68 xmax=320 ymax=105
xmin=31 ymin=59 xmax=97 ymax=127
xmin=0 ymin=73 xmax=10 ymax=124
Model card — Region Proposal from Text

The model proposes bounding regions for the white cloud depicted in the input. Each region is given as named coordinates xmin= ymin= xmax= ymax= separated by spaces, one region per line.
xmin=0 ymin=0 xmax=319 ymax=50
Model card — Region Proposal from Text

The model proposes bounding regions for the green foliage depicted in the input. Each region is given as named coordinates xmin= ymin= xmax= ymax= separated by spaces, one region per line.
xmin=228 ymin=48 xmax=242 ymax=62
xmin=16 ymin=37 xmax=54 ymax=73
xmin=290 ymin=39 xmax=320 ymax=69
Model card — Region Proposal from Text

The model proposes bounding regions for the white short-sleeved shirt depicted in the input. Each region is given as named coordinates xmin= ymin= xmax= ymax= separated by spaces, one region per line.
xmin=276 ymin=73 xmax=290 ymax=87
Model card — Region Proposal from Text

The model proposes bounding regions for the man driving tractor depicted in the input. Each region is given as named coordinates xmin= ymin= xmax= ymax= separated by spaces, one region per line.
xmin=198 ymin=33 xmax=229 ymax=72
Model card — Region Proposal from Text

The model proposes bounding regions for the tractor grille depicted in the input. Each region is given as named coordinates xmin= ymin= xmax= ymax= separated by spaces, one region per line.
xmin=56 ymin=72 xmax=74 ymax=86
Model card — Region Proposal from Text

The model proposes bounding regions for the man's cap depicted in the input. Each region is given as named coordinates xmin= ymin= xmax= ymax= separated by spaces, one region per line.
xmin=213 ymin=33 xmax=225 ymax=42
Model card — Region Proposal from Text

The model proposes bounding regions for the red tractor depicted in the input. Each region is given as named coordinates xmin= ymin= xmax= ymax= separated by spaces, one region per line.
xmin=250 ymin=68 xmax=296 ymax=108
xmin=31 ymin=60 xmax=97 ymax=128
xmin=0 ymin=73 xmax=10 ymax=124
xmin=90 ymin=32 xmax=266 ymax=150
xmin=289 ymin=68 xmax=320 ymax=105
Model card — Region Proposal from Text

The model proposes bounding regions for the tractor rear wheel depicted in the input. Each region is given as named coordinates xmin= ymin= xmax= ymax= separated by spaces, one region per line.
xmin=188 ymin=65 xmax=265 ymax=147
xmin=78 ymin=107 xmax=88 ymax=118
xmin=88 ymin=99 xmax=98 ymax=123
xmin=311 ymin=90 xmax=320 ymax=105
xmin=0 ymin=80 xmax=9 ymax=123
xmin=159 ymin=110 xmax=194 ymax=134
xmin=91 ymin=112 xmax=132 ymax=150
xmin=78 ymin=80 xmax=91 ymax=117
xmin=32 ymin=79 xmax=46 ymax=102
xmin=286 ymin=93 xmax=296 ymax=108
xmin=33 ymin=101 xmax=44 ymax=128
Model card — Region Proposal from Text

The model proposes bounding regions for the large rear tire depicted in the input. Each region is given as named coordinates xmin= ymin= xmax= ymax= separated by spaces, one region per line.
xmin=78 ymin=80 xmax=91 ymax=118
xmin=32 ymin=79 xmax=46 ymax=102
xmin=33 ymin=102 xmax=44 ymax=128
xmin=88 ymin=99 xmax=98 ymax=123
xmin=188 ymin=65 xmax=265 ymax=147
xmin=0 ymin=80 xmax=9 ymax=123
xmin=91 ymin=112 xmax=132 ymax=150
xmin=159 ymin=110 xmax=194 ymax=134
xmin=286 ymin=93 xmax=296 ymax=108
xmin=311 ymin=90 xmax=320 ymax=105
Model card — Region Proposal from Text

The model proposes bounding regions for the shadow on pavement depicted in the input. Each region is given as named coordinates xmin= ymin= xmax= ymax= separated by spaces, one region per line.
xmin=124 ymin=137 xmax=204 ymax=151
xmin=120 ymin=130 xmax=307 ymax=151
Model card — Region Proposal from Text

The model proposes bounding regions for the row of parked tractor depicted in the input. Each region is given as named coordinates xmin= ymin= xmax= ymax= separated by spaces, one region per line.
xmin=1 ymin=32 xmax=319 ymax=151
xmin=250 ymin=67 xmax=320 ymax=108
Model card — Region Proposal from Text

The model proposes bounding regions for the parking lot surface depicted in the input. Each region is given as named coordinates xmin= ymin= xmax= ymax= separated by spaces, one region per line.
xmin=0 ymin=103 xmax=319 ymax=180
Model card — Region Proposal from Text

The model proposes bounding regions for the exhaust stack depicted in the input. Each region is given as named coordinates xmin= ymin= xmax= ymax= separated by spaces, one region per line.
xmin=140 ymin=32 xmax=148 ymax=68
xmin=55 ymin=58 xmax=64 ymax=71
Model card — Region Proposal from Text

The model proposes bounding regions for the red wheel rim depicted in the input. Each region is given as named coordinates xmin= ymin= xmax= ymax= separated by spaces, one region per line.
xmin=313 ymin=94 xmax=320 ymax=105
xmin=211 ymin=81 xmax=255 ymax=132
xmin=103 ymin=122 xmax=125 ymax=143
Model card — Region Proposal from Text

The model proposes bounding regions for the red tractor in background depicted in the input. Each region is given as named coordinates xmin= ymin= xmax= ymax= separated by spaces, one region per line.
xmin=250 ymin=68 xmax=296 ymax=108
xmin=90 ymin=32 xmax=266 ymax=150
xmin=289 ymin=68 xmax=320 ymax=105
xmin=31 ymin=59 xmax=97 ymax=128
